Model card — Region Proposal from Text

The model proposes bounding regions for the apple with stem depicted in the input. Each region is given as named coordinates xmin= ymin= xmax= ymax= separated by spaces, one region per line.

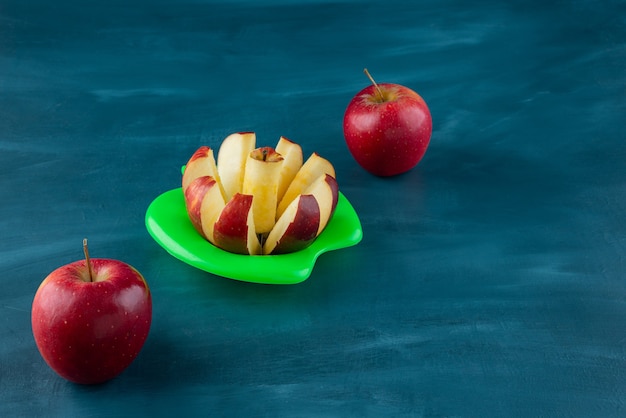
xmin=343 ymin=68 xmax=432 ymax=176
xmin=31 ymin=239 xmax=152 ymax=385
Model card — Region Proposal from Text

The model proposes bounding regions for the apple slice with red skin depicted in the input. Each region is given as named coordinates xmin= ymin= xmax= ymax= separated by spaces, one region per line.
xmin=242 ymin=147 xmax=284 ymax=234
xmin=183 ymin=175 xmax=223 ymax=239
xmin=213 ymin=193 xmax=261 ymax=255
xmin=182 ymin=146 xmax=224 ymax=198
xmin=275 ymin=136 xmax=303 ymax=203
xmin=181 ymin=134 xmax=340 ymax=256
xmin=276 ymin=152 xmax=335 ymax=219
xmin=217 ymin=132 xmax=256 ymax=201
xmin=199 ymin=183 xmax=227 ymax=248
xmin=263 ymin=194 xmax=320 ymax=255
xmin=303 ymin=173 xmax=339 ymax=236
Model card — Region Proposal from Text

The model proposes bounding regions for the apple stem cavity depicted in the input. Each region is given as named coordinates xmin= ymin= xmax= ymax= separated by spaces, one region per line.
xmin=364 ymin=68 xmax=385 ymax=103
xmin=83 ymin=238 xmax=94 ymax=283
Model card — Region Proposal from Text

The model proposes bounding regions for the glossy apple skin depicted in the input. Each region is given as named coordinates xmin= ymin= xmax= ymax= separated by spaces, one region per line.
xmin=184 ymin=176 xmax=216 ymax=238
xmin=213 ymin=193 xmax=258 ymax=255
xmin=31 ymin=259 xmax=152 ymax=385
xmin=320 ymin=173 xmax=339 ymax=231
xmin=343 ymin=82 xmax=432 ymax=176
xmin=182 ymin=146 xmax=218 ymax=192
xmin=325 ymin=173 xmax=339 ymax=213
xmin=266 ymin=194 xmax=320 ymax=255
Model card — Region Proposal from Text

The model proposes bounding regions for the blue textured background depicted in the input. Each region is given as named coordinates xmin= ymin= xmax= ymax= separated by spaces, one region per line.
xmin=2 ymin=0 xmax=625 ymax=416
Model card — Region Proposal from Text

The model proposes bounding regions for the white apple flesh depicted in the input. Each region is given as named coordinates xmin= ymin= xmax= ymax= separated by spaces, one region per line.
xmin=275 ymin=136 xmax=303 ymax=203
xmin=242 ymin=147 xmax=284 ymax=234
xmin=217 ymin=132 xmax=256 ymax=201
xmin=182 ymin=146 xmax=225 ymax=198
xmin=181 ymin=135 xmax=339 ymax=256
xmin=276 ymin=152 xmax=335 ymax=219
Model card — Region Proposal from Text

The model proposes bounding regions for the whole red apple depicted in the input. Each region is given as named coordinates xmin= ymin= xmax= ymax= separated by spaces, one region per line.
xmin=343 ymin=69 xmax=432 ymax=176
xmin=31 ymin=240 xmax=152 ymax=384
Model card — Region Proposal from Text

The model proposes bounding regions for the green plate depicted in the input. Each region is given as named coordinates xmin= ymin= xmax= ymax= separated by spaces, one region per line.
xmin=145 ymin=187 xmax=363 ymax=285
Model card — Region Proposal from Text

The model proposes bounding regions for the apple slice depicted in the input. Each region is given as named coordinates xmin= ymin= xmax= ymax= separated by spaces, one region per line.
xmin=276 ymin=152 xmax=336 ymax=219
xmin=182 ymin=146 xmax=224 ymax=198
xmin=303 ymin=173 xmax=339 ymax=236
xmin=217 ymin=132 xmax=256 ymax=201
xmin=184 ymin=175 xmax=221 ymax=239
xmin=275 ymin=136 xmax=303 ymax=203
xmin=195 ymin=178 xmax=227 ymax=245
xmin=263 ymin=194 xmax=320 ymax=255
xmin=212 ymin=193 xmax=261 ymax=255
xmin=242 ymin=147 xmax=284 ymax=234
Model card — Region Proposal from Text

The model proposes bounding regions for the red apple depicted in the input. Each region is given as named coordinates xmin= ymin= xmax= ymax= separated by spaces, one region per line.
xmin=31 ymin=240 xmax=152 ymax=385
xmin=343 ymin=69 xmax=432 ymax=176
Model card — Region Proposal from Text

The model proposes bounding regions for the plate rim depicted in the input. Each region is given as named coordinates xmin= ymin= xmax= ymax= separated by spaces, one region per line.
xmin=145 ymin=187 xmax=362 ymax=285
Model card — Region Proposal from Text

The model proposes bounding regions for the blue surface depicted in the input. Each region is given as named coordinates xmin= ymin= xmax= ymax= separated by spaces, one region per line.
xmin=1 ymin=0 xmax=625 ymax=416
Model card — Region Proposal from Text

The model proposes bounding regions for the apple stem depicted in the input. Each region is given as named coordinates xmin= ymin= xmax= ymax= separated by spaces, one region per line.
xmin=364 ymin=68 xmax=385 ymax=102
xmin=83 ymin=238 xmax=94 ymax=282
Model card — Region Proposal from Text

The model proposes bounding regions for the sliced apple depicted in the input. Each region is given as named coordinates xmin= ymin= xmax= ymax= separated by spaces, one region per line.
xmin=275 ymin=136 xmax=303 ymax=203
xmin=303 ymin=173 xmax=339 ymax=236
xmin=183 ymin=176 xmax=218 ymax=238
xmin=182 ymin=146 xmax=224 ymax=199
xmin=242 ymin=147 xmax=284 ymax=234
xmin=199 ymin=184 xmax=227 ymax=247
xmin=276 ymin=152 xmax=336 ymax=219
xmin=217 ymin=132 xmax=256 ymax=201
xmin=211 ymin=193 xmax=261 ymax=255
xmin=263 ymin=194 xmax=320 ymax=255
xmin=181 ymin=134 xmax=340 ymax=256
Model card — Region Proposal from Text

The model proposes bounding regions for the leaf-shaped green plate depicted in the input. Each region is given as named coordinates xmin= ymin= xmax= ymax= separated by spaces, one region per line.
xmin=145 ymin=188 xmax=362 ymax=284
